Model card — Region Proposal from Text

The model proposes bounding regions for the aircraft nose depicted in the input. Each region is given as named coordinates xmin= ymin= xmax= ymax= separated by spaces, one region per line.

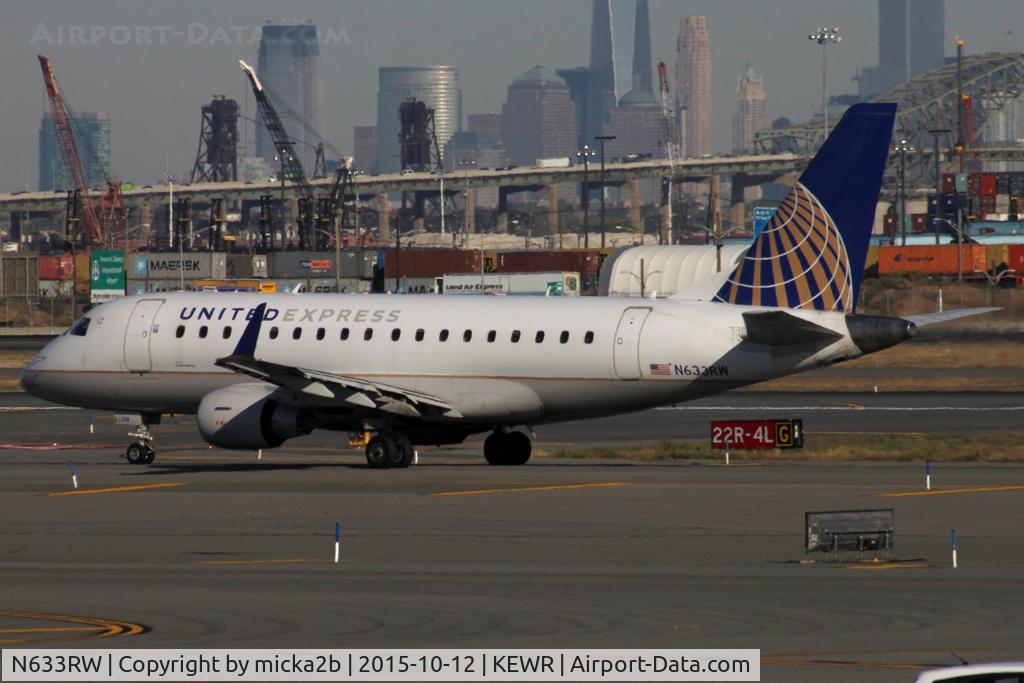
xmin=19 ymin=352 xmax=47 ymax=396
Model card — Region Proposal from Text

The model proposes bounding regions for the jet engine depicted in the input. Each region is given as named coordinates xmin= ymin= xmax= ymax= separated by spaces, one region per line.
xmin=197 ymin=384 xmax=308 ymax=449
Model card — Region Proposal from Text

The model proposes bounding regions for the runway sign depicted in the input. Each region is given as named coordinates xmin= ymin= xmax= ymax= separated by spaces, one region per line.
xmin=805 ymin=509 xmax=894 ymax=554
xmin=710 ymin=419 xmax=803 ymax=449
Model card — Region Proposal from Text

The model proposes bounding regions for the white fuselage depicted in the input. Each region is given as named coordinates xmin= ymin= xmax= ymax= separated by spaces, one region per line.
xmin=22 ymin=292 xmax=861 ymax=427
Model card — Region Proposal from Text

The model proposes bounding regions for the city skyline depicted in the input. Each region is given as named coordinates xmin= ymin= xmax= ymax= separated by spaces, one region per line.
xmin=3 ymin=0 xmax=1022 ymax=190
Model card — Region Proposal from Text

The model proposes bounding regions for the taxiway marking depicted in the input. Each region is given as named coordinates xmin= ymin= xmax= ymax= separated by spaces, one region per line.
xmin=48 ymin=482 xmax=185 ymax=497
xmin=433 ymin=482 xmax=627 ymax=497
xmin=880 ymin=484 xmax=1024 ymax=497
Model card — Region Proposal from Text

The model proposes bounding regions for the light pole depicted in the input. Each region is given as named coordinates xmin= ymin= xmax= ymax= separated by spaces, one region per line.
xmin=595 ymin=135 xmax=616 ymax=249
xmin=576 ymin=145 xmax=595 ymax=248
xmin=808 ymin=27 xmax=841 ymax=141
xmin=893 ymin=139 xmax=915 ymax=246
xmin=438 ymin=165 xmax=446 ymax=235
xmin=928 ymin=128 xmax=951 ymax=245
xmin=459 ymin=158 xmax=476 ymax=242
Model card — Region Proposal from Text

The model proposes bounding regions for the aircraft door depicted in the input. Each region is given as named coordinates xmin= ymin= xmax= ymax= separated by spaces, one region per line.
xmin=613 ymin=306 xmax=651 ymax=380
xmin=123 ymin=299 xmax=165 ymax=372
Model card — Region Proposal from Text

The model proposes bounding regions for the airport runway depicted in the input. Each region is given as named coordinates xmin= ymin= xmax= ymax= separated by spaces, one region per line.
xmin=2 ymin=393 xmax=1024 ymax=682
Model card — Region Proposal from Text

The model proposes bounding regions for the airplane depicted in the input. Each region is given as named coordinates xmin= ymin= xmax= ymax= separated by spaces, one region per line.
xmin=20 ymin=103 xmax=994 ymax=468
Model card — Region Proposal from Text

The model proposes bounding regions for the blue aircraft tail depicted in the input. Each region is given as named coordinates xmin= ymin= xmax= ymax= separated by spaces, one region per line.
xmin=714 ymin=102 xmax=896 ymax=312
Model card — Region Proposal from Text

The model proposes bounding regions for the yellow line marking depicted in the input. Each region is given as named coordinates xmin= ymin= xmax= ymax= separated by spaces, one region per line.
xmin=879 ymin=484 xmax=1024 ymax=497
xmin=193 ymin=558 xmax=319 ymax=566
xmin=433 ymin=482 xmax=627 ymax=497
xmin=845 ymin=562 xmax=929 ymax=571
xmin=48 ymin=482 xmax=185 ymax=497
xmin=0 ymin=626 xmax=101 ymax=634
xmin=0 ymin=610 xmax=145 ymax=639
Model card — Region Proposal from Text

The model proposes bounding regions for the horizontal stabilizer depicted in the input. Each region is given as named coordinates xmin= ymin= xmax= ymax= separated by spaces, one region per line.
xmin=904 ymin=307 xmax=1001 ymax=327
xmin=742 ymin=310 xmax=843 ymax=346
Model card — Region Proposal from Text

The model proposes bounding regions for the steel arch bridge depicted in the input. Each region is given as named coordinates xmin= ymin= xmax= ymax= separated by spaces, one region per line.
xmin=754 ymin=52 xmax=1024 ymax=185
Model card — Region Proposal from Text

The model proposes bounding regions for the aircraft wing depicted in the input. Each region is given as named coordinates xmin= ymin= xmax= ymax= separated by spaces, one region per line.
xmin=214 ymin=303 xmax=463 ymax=420
xmin=903 ymin=307 xmax=1001 ymax=327
xmin=742 ymin=310 xmax=843 ymax=346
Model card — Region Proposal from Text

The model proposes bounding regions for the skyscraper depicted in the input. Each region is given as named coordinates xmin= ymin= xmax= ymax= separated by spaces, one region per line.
xmin=602 ymin=0 xmax=659 ymax=161
xmin=253 ymin=21 xmax=324 ymax=171
xmin=676 ymin=16 xmax=712 ymax=158
xmin=352 ymin=125 xmax=378 ymax=174
xmin=587 ymin=0 xmax=647 ymax=143
xmin=858 ymin=0 xmax=945 ymax=98
xmin=376 ymin=66 xmax=461 ymax=174
xmin=38 ymin=112 xmax=110 ymax=191
xmin=733 ymin=64 xmax=768 ymax=154
xmin=502 ymin=66 xmax=577 ymax=167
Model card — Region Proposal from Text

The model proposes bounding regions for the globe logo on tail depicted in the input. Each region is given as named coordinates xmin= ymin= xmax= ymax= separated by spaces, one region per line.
xmin=713 ymin=182 xmax=853 ymax=311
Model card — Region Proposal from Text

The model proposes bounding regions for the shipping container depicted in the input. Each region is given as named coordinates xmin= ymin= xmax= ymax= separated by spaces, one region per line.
xmin=194 ymin=279 xmax=277 ymax=293
xmin=967 ymin=173 xmax=982 ymax=196
xmin=911 ymin=213 xmax=929 ymax=232
xmin=493 ymin=250 xmax=603 ymax=293
xmin=442 ymin=271 xmax=580 ymax=296
xmin=926 ymin=195 xmax=939 ymax=216
xmin=127 ymin=252 xmax=227 ymax=281
xmin=1008 ymin=245 xmax=1024 ymax=272
xmin=38 ymin=254 xmax=75 ymax=281
xmin=0 ymin=254 xmax=40 ymax=298
xmin=955 ymin=173 xmax=969 ymax=194
xmin=996 ymin=194 xmax=1011 ymax=214
xmin=986 ymin=244 xmax=1010 ymax=271
xmin=996 ymin=174 xmax=1012 ymax=195
xmin=274 ymin=278 xmax=367 ymax=294
xmin=979 ymin=195 xmax=997 ymax=213
xmin=883 ymin=213 xmax=898 ymax=236
xmin=865 ymin=245 xmax=880 ymax=273
xmin=980 ymin=174 xmax=997 ymax=196
xmin=383 ymin=248 xmax=483 ymax=279
xmin=126 ymin=279 xmax=194 ymax=295
xmin=941 ymin=173 xmax=956 ymax=194
xmin=74 ymin=252 xmax=90 ymax=295
xmin=38 ymin=280 xmax=73 ymax=297
xmin=940 ymin=194 xmax=960 ymax=214
xmin=269 ymin=250 xmax=372 ymax=279
xmin=878 ymin=245 xmax=987 ymax=275
xmin=1010 ymin=174 xmax=1024 ymax=195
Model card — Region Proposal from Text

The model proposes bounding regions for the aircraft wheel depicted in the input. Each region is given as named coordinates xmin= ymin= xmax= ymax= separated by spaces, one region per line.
xmin=142 ymin=444 xmax=156 ymax=464
xmin=505 ymin=431 xmax=532 ymax=465
xmin=392 ymin=434 xmax=415 ymax=468
xmin=126 ymin=442 xmax=148 ymax=465
xmin=365 ymin=434 xmax=396 ymax=469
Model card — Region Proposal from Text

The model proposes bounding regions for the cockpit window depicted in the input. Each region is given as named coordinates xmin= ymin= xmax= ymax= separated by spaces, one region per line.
xmin=68 ymin=317 xmax=91 ymax=336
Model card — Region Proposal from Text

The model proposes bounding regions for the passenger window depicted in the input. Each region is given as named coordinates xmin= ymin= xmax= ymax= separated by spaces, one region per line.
xmin=487 ymin=330 xmax=496 ymax=343
xmin=292 ymin=327 xmax=302 ymax=340
xmin=535 ymin=331 xmax=545 ymax=343
xmin=316 ymin=327 xmax=325 ymax=340
xmin=463 ymin=329 xmax=472 ymax=342
xmin=439 ymin=329 xmax=449 ymax=342
xmin=340 ymin=327 xmax=350 ymax=341
xmin=364 ymin=328 xmax=373 ymax=341
xmin=391 ymin=328 xmax=401 ymax=341
xmin=199 ymin=326 xmax=208 ymax=339
xmin=511 ymin=330 xmax=521 ymax=343
xmin=175 ymin=325 xmax=185 ymax=339
xmin=560 ymin=331 xmax=569 ymax=344
xmin=584 ymin=331 xmax=595 ymax=344
xmin=269 ymin=326 xmax=279 ymax=339
xmin=415 ymin=329 xmax=425 ymax=342
xmin=222 ymin=326 xmax=232 ymax=339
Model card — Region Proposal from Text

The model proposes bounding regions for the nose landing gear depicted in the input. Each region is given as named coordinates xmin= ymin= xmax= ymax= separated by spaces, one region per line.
xmin=123 ymin=413 xmax=159 ymax=465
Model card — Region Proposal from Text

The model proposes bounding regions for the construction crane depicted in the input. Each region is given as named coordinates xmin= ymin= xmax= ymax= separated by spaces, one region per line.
xmin=657 ymin=61 xmax=679 ymax=242
xmin=37 ymin=55 xmax=103 ymax=245
xmin=239 ymin=59 xmax=315 ymax=249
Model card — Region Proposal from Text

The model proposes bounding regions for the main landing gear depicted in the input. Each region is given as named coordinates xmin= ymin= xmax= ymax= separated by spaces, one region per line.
xmin=364 ymin=431 xmax=415 ymax=469
xmin=124 ymin=414 xmax=158 ymax=465
xmin=484 ymin=430 xmax=532 ymax=466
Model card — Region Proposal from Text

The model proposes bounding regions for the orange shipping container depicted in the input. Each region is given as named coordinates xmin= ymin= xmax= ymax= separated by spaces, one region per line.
xmin=986 ymin=244 xmax=1010 ymax=270
xmin=1007 ymin=245 xmax=1024 ymax=272
xmin=878 ymin=245 xmax=987 ymax=275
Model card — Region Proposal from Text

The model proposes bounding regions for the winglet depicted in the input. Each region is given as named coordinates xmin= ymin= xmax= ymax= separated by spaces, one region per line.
xmin=232 ymin=303 xmax=266 ymax=358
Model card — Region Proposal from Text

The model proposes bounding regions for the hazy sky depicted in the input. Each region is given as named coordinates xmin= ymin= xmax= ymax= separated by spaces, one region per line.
xmin=1 ymin=0 xmax=1021 ymax=190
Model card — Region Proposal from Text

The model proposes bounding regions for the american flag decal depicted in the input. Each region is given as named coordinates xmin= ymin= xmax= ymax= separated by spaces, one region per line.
xmin=649 ymin=363 xmax=671 ymax=376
